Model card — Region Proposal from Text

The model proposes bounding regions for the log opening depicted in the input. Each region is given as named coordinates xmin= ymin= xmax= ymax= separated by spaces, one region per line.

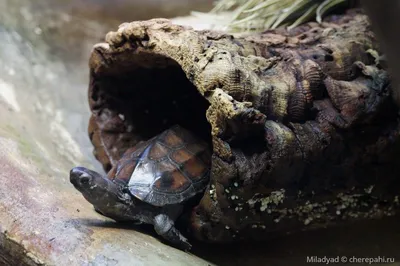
xmin=89 ymin=50 xmax=211 ymax=171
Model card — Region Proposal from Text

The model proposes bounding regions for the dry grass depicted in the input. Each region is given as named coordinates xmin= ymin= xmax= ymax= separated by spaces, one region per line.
xmin=192 ymin=0 xmax=352 ymax=32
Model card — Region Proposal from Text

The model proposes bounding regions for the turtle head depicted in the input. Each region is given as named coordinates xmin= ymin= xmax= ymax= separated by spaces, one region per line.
xmin=70 ymin=166 xmax=132 ymax=221
xmin=70 ymin=166 xmax=110 ymax=196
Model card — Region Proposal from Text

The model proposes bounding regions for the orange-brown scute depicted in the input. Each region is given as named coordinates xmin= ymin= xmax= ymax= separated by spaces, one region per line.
xmin=182 ymin=157 xmax=206 ymax=181
xmin=148 ymin=142 xmax=169 ymax=160
xmin=115 ymin=161 xmax=137 ymax=183
xmin=107 ymin=146 xmax=139 ymax=183
xmin=170 ymin=171 xmax=190 ymax=190
xmin=128 ymin=141 xmax=149 ymax=158
xmin=154 ymin=171 xmax=190 ymax=192
xmin=171 ymin=149 xmax=193 ymax=164
xmin=156 ymin=160 xmax=176 ymax=174
xmin=163 ymin=130 xmax=184 ymax=148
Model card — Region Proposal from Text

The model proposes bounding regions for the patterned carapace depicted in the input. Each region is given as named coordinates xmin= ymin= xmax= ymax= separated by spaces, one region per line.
xmin=107 ymin=125 xmax=211 ymax=207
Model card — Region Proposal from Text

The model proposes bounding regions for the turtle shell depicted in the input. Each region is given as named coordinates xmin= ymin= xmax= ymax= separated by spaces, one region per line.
xmin=107 ymin=125 xmax=211 ymax=207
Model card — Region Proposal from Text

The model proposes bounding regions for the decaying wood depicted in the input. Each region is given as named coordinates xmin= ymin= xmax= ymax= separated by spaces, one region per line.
xmin=362 ymin=0 xmax=400 ymax=108
xmin=87 ymin=9 xmax=400 ymax=243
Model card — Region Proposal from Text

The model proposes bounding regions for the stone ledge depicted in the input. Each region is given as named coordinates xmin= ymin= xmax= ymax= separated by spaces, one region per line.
xmin=0 ymin=135 xmax=212 ymax=265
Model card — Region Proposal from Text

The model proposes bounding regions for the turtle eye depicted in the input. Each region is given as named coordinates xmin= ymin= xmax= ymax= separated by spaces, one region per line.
xmin=80 ymin=176 xmax=90 ymax=185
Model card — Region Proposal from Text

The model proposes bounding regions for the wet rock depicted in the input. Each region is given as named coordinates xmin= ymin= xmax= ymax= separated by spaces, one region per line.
xmin=0 ymin=0 xmax=216 ymax=264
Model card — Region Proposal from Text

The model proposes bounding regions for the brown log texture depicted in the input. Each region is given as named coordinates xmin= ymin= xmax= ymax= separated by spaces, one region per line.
xmin=87 ymin=9 xmax=400 ymax=243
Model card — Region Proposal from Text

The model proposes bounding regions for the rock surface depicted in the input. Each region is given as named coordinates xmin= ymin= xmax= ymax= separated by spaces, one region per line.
xmin=0 ymin=0 xmax=214 ymax=265
xmin=0 ymin=134 xmax=211 ymax=265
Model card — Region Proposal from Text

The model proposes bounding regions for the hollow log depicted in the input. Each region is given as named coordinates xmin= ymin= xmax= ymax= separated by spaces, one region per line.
xmin=87 ymin=9 xmax=400 ymax=243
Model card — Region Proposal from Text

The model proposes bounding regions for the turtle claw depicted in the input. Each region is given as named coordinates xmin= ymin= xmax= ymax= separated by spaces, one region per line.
xmin=164 ymin=227 xmax=192 ymax=251
xmin=178 ymin=238 xmax=192 ymax=251
xmin=154 ymin=214 xmax=192 ymax=251
xmin=94 ymin=207 xmax=104 ymax=215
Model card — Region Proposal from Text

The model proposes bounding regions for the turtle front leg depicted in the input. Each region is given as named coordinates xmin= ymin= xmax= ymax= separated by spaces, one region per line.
xmin=153 ymin=214 xmax=192 ymax=251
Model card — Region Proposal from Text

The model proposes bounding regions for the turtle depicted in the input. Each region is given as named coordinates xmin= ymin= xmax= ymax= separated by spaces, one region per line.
xmin=70 ymin=125 xmax=211 ymax=250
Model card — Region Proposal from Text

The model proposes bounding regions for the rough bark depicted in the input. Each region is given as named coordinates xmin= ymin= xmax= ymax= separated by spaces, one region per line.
xmin=362 ymin=0 xmax=400 ymax=108
xmin=87 ymin=9 xmax=400 ymax=243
